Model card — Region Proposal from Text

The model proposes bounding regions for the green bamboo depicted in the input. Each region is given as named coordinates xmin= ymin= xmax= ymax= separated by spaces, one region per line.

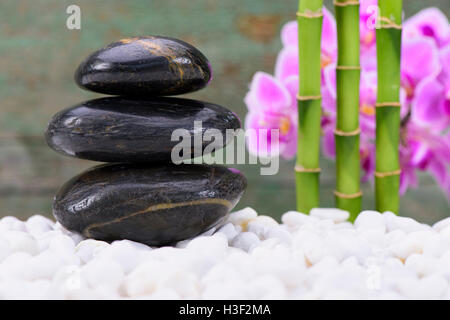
xmin=375 ymin=0 xmax=403 ymax=213
xmin=334 ymin=0 xmax=361 ymax=221
xmin=296 ymin=0 xmax=323 ymax=214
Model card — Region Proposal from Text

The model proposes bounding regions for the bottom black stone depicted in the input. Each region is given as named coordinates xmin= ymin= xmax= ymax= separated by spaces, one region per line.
xmin=53 ymin=163 xmax=247 ymax=246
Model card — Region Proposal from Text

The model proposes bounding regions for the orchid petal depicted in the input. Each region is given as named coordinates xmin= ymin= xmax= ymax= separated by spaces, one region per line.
xmin=402 ymin=37 xmax=441 ymax=89
xmin=281 ymin=21 xmax=298 ymax=48
xmin=404 ymin=7 xmax=450 ymax=47
xmin=439 ymin=44 xmax=450 ymax=84
xmin=412 ymin=76 xmax=447 ymax=128
xmin=275 ymin=46 xmax=299 ymax=82
xmin=245 ymin=72 xmax=292 ymax=114
xmin=281 ymin=131 xmax=298 ymax=159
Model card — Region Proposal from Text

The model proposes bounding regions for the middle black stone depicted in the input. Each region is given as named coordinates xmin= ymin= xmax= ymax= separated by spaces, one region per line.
xmin=45 ymin=97 xmax=241 ymax=163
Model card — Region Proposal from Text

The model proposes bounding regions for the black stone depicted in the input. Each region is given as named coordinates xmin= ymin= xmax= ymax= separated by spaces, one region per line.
xmin=53 ymin=163 xmax=246 ymax=246
xmin=74 ymin=36 xmax=212 ymax=96
xmin=45 ymin=97 xmax=241 ymax=163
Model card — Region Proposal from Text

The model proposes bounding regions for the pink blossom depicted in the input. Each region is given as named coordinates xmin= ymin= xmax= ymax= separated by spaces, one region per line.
xmin=404 ymin=7 xmax=450 ymax=48
xmin=400 ymin=124 xmax=450 ymax=196
xmin=401 ymin=37 xmax=441 ymax=101
xmin=411 ymin=43 xmax=450 ymax=131
xmin=244 ymin=72 xmax=298 ymax=159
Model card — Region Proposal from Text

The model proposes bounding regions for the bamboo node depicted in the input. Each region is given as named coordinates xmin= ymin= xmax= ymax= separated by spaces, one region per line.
xmin=296 ymin=10 xmax=323 ymax=18
xmin=375 ymin=102 xmax=401 ymax=108
xmin=296 ymin=94 xmax=322 ymax=101
xmin=377 ymin=16 xmax=402 ymax=29
xmin=375 ymin=169 xmax=402 ymax=178
xmin=295 ymin=165 xmax=321 ymax=173
xmin=336 ymin=65 xmax=361 ymax=70
xmin=334 ymin=190 xmax=363 ymax=199
xmin=334 ymin=128 xmax=361 ymax=136
xmin=333 ymin=0 xmax=359 ymax=7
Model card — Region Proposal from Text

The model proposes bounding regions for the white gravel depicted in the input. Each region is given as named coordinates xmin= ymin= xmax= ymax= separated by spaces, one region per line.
xmin=1 ymin=208 xmax=450 ymax=299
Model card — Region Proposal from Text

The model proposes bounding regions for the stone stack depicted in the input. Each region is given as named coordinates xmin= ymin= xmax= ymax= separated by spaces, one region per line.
xmin=45 ymin=36 xmax=246 ymax=246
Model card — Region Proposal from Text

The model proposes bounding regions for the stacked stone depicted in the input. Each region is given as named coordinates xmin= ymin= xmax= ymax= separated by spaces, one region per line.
xmin=45 ymin=36 xmax=246 ymax=246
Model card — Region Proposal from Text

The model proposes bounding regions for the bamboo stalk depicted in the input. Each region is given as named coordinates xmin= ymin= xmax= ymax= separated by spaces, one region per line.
xmin=334 ymin=0 xmax=362 ymax=221
xmin=375 ymin=0 xmax=403 ymax=213
xmin=296 ymin=0 xmax=323 ymax=214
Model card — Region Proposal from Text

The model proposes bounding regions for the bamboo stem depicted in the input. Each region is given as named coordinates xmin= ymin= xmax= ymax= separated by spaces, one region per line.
xmin=375 ymin=0 xmax=403 ymax=213
xmin=296 ymin=0 xmax=323 ymax=214
xmin=334 ymin=0 xmax=361 ymax=221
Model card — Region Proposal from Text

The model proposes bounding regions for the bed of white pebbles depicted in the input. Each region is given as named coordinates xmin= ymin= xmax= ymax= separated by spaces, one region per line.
xmin=1 ymin=207 xmax=450 ymax=299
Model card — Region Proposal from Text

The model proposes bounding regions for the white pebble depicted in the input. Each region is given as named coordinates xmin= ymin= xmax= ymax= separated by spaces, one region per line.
xmin=440 ymin=225 xmax=450 ymax=238
xmin=389 ymin=231 xmax=432 ymax=260
xmin=0 ymin=279 xmax=51 ymax=299
xmin=247 ymin=216 xmax=278 ymax=239
xmin=97 ymin=240 xmax=147 ymax=273
xmin=281 ymin=211 xmax=312 ymax=228
xmin=302 ymin=236 xmax=326 ymax=266
xmin=81 ymin=259 xmax=124 ymax=290
xmin=228 ymin=207 xmax=257 ymax=230
xmin=310 ymin=208 xmax=349 ymax=223
xmin=266 ymin=226 xmax=292 ymax=245
xmin=248 ymin=275 xmax=287 ymax=299
xmin=396 ymin=275 xmax=448 ymax=299
xmin=49 ymin=235 xmax=79 ymax=265
xmin=231 ymin=232 xmax=260 ymax=252
xmin=384 ymin=212 xmax=430 ymax=233
xmin=26 ymin=251 xmax=64 ymax=281
xmin=405 ymin=254 xmax=438 ymax=277
xmin=0 ymin=239 xmax=11 ymax=262
xmin=202 ymin=281 xmax=249 ymax=299
xmin=423 ymin=234 xmax=449 ymax=258
xmin=124 ymin=261 xmax=199 ymax=298
xmin=216 ymin=223 xmax=239 ymax=242
xmin=75 ymin=239 xmax=110 ymax=264
xmin=0 ymin=252 xmax=33 ymax=280
xmin=2 ymin=231 xmax=39 ymax=255
xmin=36 ymin=230 xmax=64 ymax=252
xmin=433 ymin=217 xmax=450 ymax=232
xmin=355 ymin=211 xmax=386 ymax=232
xmin=0 ymin=216 xmax=26 ymax=232
xmin=25 ymin=215 xmax=54 ymax=238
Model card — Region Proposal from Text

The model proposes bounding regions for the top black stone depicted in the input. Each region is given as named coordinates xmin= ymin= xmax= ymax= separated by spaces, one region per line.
xmin=74 ymin=36 xmax=212 ymax=96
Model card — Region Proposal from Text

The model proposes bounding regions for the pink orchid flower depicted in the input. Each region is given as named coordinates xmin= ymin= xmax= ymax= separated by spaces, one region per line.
xmin=404 ymin=7 xmax=450 ymax=48
xmin=412 ymin=44 xmax=450 ymax=131
xmin=401 ymin=37 xmax=441 ymax=101
xmin=244 ymin=72 xmax=298 ymax=159
xmin=400 ymin=124 xmax=450 ymax=197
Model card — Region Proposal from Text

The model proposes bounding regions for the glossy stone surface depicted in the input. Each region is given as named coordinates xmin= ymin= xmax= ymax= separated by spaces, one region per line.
xmin=53 ymin=163 xmax=247 ymax=246
xmin=75 ymin=36 xmax=212 ymax=96
xmin=45 ymin=97 xmax=240 ymax=163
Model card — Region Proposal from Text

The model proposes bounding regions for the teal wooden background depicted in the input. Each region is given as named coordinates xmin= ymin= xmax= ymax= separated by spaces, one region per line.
xmin=0 ymin=0 xmax=448 ymax=223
